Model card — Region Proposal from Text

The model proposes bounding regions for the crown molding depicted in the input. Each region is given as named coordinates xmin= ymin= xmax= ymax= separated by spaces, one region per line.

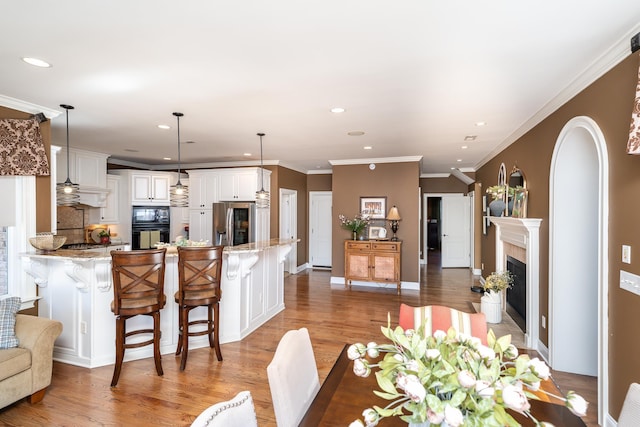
xmin=0 ymin=95 xmax=62 ymax=119
xmin=475 ymin=24 xmax=640 ymax=171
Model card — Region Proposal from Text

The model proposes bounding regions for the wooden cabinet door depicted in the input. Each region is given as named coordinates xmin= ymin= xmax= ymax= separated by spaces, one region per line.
xmin=371 ymin=252 xmax=399 ymax=282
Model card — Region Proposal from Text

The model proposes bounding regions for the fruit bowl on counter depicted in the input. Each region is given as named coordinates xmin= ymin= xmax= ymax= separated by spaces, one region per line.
xmin=29 ymin=233 xmax=67 ymax=251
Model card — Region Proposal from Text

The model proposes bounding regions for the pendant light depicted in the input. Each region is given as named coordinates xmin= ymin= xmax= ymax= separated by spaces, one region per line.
xmin=56 ymin=104 xmax=80 ymax=206
xmin=255 ymin=132 xmax=269 ymax=208
xmin=170 ymin=112 xmax=189 ymax=207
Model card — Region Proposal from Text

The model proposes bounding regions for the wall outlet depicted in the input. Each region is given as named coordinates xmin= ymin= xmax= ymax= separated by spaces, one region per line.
xmin=80 ymin=321 xmax=87 ymax=334
xmin=541 ymin=315 xmax=546 ymax=329
xmin=623 ymin=245 xmax=631 ymax=264
xmin=481 ymin=262 xmax=484 ymax=270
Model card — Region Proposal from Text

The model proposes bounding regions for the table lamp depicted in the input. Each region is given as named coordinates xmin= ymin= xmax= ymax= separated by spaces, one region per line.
xmin=386 ymin=206 xmax=401 ymax=241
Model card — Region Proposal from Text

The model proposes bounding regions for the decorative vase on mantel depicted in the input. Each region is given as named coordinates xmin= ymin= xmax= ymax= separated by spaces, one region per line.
xmin=489 ymin=199 xmax=506 ymax=216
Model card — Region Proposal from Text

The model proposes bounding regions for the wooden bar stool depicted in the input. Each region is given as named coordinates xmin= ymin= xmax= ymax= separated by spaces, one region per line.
xmin=175 ymin=246 xmax=223 ymax=371
xmin=110 ymin=248 xmax=167 ymax=387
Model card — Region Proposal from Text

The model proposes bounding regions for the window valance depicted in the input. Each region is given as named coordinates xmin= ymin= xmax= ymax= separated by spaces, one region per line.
xmin=0 ymin=118 xmax=50 ymax=176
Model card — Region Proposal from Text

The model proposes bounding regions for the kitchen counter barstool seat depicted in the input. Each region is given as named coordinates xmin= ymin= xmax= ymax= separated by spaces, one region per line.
xmin=175 ymin=246 xmax=224 ymax=371
xmin=110 ymin=248 xmax=167 ymax=387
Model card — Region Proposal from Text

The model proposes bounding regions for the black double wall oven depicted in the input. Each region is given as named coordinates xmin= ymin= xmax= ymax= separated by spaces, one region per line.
xmin=131 ymin=206 xmax=170 ymax=250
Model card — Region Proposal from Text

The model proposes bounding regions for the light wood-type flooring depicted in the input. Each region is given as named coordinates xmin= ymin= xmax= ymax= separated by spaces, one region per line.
xmin=0 ymin=253 xmax=598 ymax=426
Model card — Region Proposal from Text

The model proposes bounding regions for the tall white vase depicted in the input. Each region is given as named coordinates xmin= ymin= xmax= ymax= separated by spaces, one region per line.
xmin=481 ymin=290 xmax=502 ymax=323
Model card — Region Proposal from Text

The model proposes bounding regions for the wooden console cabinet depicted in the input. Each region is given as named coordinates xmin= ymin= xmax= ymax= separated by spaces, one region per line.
xmin=344 ymin=240 xmax=402 ymax=294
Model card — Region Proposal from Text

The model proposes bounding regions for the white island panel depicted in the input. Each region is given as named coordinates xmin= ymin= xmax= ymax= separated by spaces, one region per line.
xmin=22 ymin=239 xmax=295 ymax=368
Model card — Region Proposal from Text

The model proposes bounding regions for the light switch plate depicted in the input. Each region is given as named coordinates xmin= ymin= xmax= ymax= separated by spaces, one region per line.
xmin=620 ymin=270 xmax=640 ymax=296
xmin=623 ymin=245 xmax=631 ymax=264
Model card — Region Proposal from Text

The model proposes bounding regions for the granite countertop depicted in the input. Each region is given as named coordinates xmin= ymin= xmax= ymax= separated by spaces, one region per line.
xmin=21 ymin=238 xmax=299 ymax=260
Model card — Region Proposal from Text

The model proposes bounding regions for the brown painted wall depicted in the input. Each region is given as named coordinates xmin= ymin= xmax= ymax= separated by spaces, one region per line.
xmin=476 ymin=53 xmax=640 ymax=418
xmin=307 ymin=173 xmax=332 ymax=191
xmin=332 ymin=162 xmax=420 ymax=282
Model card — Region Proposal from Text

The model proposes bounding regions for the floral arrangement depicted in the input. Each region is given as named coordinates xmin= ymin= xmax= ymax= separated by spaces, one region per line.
xmin=339 ymin=213 xmax=371 ymax=234
xmin=347 ymin=319 xmax=587 ymax=427
xmin=484 ymin=271 xmax=515 ymax=293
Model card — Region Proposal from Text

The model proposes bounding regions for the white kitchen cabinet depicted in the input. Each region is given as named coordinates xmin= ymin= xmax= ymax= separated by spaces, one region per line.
xmin=187 ymin=171 xmax=219 ymax=208
xmin=99 ymin=175 xmax=120 ymax=223
xmin=56 ymin=147 xmax=109 ymax=189
xmin=218 ymin=170 xmax=264 ymax=201
xmin=131 ymin=173 xmax=171 ymax=205
xmin=188 ymin=209 xmax=212 ymax=243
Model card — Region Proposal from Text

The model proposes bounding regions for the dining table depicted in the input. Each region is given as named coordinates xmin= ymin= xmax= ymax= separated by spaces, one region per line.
xmin=300 ymin=344 xmax=587 ymax=426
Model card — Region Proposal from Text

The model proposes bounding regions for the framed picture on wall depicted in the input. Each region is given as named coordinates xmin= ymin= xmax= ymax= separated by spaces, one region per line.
xmin=360 ymin=196 xmax=387 ymax=219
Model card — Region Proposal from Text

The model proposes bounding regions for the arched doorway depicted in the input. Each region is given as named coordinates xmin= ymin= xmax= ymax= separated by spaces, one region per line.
xmin=549 ymin=116 xmax=608 ymax=424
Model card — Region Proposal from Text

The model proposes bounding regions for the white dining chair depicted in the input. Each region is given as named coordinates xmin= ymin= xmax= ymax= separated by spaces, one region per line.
xmin=618 ymin=382 xmax=640 ymax=427
xmin=190 ymin=390 xmax=257 ymax=427
xmin=267 ymin=327 xmax=320 ymax=427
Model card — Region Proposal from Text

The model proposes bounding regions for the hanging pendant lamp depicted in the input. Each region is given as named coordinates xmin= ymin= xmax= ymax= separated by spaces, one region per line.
xmin=56 ymin=104 xmax=80 ymax=206
xmin=255 ymin=132 xmax=269 ymax=208
xmin=170 ymin=112 xmax=189 ymax=207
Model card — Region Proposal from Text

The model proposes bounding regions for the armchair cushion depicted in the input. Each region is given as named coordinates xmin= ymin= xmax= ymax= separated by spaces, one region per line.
xmin=0 ymin=296 xmax=21 ymax=349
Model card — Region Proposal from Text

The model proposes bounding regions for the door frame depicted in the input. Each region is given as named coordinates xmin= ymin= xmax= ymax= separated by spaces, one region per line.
xmin=308 ymin=191 xmax=332 ymax=269
xmin=279 ymin=188 xmax=298 ymax=274
xmin=549 ymin=116 xmax=608 ymax=425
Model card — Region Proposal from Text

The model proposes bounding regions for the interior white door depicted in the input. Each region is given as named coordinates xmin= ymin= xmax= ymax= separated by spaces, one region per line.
xmin=441 ymin=195 xmax=470 ymax=268
xmin=279 ymin=189 xmax=297 ymax=273
xmin=309 ymin=191 xmax=332 ymax=268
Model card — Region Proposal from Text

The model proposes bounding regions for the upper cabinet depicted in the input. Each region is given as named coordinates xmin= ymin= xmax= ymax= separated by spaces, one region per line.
xmin=131 ymin=173 xmax=171 ymax=205
xmin=218 ymin=168 xmax=270 ymax=202
xmin=187 ymin=167 xmax=271 ymax=205
xmin=56 ymin=147 xmax=109 ymax=189
xmin=110 ymin=170 xmax=174 ymax=206
xmin=188 ymin=171 xmax=219 ymax=209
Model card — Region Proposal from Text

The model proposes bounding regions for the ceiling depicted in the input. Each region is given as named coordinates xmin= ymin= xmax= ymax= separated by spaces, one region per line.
xmin=2 ymin=1 xmax=640 ymax=176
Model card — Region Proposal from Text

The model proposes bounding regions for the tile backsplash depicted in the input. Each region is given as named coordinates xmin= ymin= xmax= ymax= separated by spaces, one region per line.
xmin=56 ymin=206 xmax=90 ymax=244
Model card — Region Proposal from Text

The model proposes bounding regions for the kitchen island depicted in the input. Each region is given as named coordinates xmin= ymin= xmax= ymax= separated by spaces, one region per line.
xmin=21 ymin=239 xmax=297 ymax=368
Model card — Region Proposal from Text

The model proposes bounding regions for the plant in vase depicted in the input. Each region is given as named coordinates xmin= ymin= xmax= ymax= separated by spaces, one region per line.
xmin=98 ymin=229 xmax=111 ymax=245
xmin=339 ymin=213 xmax=371 ymax=240
xmin=347 ymin=316 xmax=588 ymax=427
xmin=483 ymin=271 xmax=514 ymax=298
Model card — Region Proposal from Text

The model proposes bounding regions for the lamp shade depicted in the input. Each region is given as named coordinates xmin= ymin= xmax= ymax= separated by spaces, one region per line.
xmin=387 ymin=206 xmax=401 ymax=221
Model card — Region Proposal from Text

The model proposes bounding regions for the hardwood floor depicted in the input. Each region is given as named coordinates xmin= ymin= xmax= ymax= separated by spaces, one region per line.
xmin=0 ymin=255 xmax=598 ymax=426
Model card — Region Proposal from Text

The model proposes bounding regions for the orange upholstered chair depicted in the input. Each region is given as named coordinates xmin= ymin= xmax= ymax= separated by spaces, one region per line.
xmin=398 ymin=304 xmax=488 ymax=344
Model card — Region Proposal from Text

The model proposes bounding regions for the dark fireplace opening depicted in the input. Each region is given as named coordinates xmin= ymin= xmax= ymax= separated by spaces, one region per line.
xmin=506 ymin=256 xmax=526 ymax=333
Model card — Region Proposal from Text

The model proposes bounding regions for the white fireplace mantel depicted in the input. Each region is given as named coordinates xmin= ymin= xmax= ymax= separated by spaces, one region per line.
xmin=488 ymin=217 xmax=542 ymax=349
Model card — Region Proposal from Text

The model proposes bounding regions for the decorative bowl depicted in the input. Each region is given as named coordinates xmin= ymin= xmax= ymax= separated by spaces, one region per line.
xmin=29 ymin=233 xmax=67 ymax=251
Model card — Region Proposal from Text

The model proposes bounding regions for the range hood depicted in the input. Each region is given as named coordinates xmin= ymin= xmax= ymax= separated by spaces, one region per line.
xmin=75 ymin=186 xmax=110 ymax=208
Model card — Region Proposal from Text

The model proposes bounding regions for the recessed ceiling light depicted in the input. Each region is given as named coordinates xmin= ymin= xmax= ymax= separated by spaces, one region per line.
xmin=457 ymin=159 xmax=463 ymax=162
xmin=163 ymin=157 xmax=171 ymax=161
xmin=331 ymin=107 xmax=345 ymax=113
xmin=461 ymin=145 xmax=468 ymax=149
xmin=464 ymin=135 xmax=477 ymax=141
xmin=158 ymin=124 xmax=170 ymax=130
xmin=185 ymin=140 xmax=196 ymax=144
xmin=363 ymin=146 xmax=372 ymax=150
xmin=475 ymin=121 xmax=486 ymax=127
xmin=348 ymin=131 xmax=365 ymax=136
xmin=244 ymin=152 xmax=251 ymax=157
xmin=22 ymin=57 xmax=51 ymax=68
xmin=124 ymin=149 xmax=139 ymax=153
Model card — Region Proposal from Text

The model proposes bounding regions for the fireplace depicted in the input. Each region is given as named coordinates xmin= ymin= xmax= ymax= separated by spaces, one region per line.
xmin=487 ymin=217 xmax=541 ymax=349
xmin=506 ymin=256 xmax=526 ymax=332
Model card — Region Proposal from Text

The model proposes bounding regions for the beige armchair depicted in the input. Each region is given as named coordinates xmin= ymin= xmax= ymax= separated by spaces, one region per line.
xmin=0 ymin=314 xmax=62 ymax=409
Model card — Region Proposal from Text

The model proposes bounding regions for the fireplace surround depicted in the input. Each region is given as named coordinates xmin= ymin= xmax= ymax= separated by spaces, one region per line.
xmin=488 ymin=217 xmax=542 ymax=349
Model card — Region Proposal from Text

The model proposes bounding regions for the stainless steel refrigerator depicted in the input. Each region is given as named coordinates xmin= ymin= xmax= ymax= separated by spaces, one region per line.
xmin=212 ymin=202 xmax=256 ymax=246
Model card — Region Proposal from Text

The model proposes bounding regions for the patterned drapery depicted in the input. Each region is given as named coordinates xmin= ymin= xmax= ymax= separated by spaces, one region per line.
xmin=0 ymin=118 xmax=50 ymax=175
xmin=627 ymin=55 xmax=640 ymax=154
